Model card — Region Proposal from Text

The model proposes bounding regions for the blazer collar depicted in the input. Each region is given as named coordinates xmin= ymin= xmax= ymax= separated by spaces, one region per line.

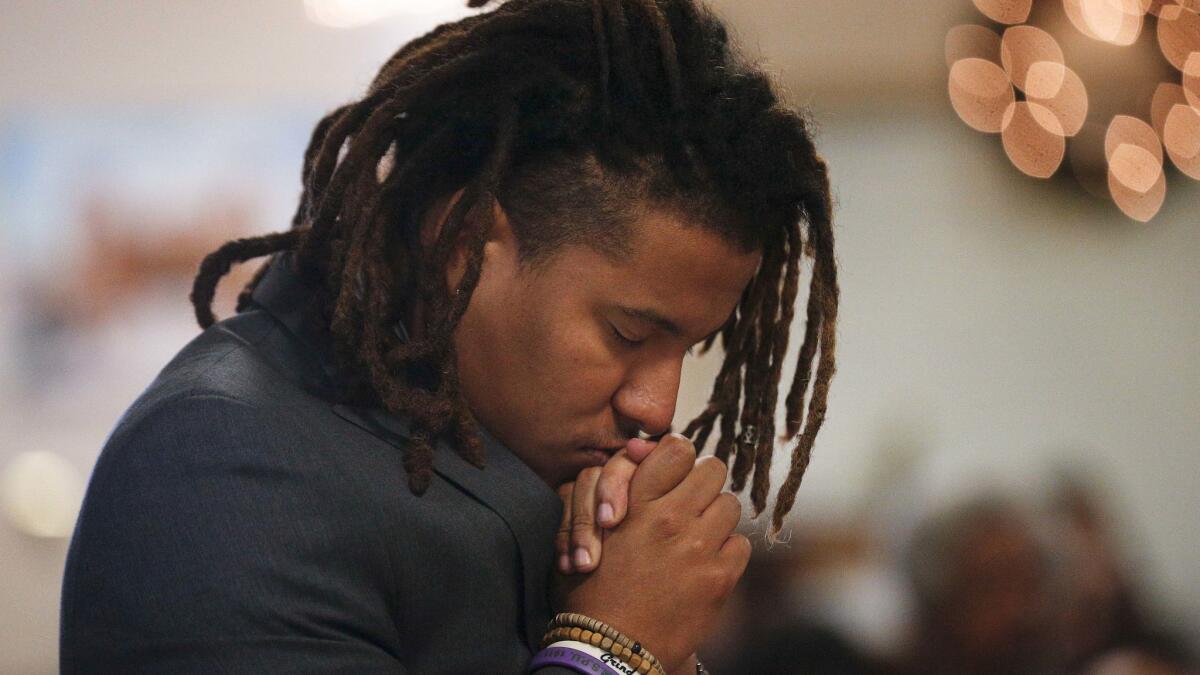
xmin=247 ymin=252 xmax=341 ymax=391
xmin=250 ymin=253 xmax=562 ymax=647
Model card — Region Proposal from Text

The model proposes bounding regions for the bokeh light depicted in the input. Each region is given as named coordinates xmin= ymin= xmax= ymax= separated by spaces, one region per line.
xmin=1151 ymin=81 xmax=1191 ymax=136
xmin=1001 ymin=26 xmax=1066 ymax=92
xmin=973 ymin=0 xmax=1034 ymax=24
xmin=303 ymin=0 xmax=468 ymax=27
xmin=1141 ymin=0 xmax=1199 ymax=17
xmin=951 ymin=0 xmax=1200 ymax=220
xmin=1107 ymin=160 xmax=1167 ymax=220
xmin=1157 ymin=4 xmax=1200 ymax=70
xmin=1109 ymin=142 xmax=1163 ymax=192
xmin=1085 ymin=0 xmax=1145 ymax=45
xmin=1065 ymin=0 xmax=1146 ymax=44
xmin=1105 ymin=114 xmax=1163 ymax=161
xmin=1105 ymin=115 xmax=1167 ymax=220
xmin=1183 ymin=52 xmax=1200 ymax=107
xmin=1026 ymin=62 xmax=1089 ymax=135
xmin=1163 ymin=102 xmax=1200 ymax=176
xmin=1 ymin=451 xmax=84 ymax=539
xmin=949 ymin=58 xmax=1017 ymax=132
xmin=1002 ymin=101 xmax=1067 ymax=176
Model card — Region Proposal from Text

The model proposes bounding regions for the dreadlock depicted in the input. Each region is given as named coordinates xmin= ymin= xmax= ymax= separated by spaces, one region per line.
xmin=190 ymin=0 xmax=839 ymax=536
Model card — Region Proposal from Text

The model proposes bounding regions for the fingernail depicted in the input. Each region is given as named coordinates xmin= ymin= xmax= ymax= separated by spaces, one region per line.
xmin=558 ymin=554 xmax=570 ymax=573
xmin=597 ymin=502 xmax=614 ymax=525
xmin=574 ymin=547 xmax=592 ymax=568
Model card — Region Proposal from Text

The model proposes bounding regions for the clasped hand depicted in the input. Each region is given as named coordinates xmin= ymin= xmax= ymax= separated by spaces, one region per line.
xmin=552 ymin=433 xmax=750 ymax=673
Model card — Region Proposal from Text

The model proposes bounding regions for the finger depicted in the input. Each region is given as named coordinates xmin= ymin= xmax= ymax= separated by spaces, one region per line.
xmin=699 ymin=492 xmax=743 ymax=543
xmin=629 ymin=433 xmax=697 ymax=506
xmin=667 ymin=455 xmax=729 ymax=514
xmin=625 ymin=437 xmax=658 ymax=462
xmin=570 ymin=467 xmax=603 ymax=572
xmin=718 ymin=532 xmax=753 ymax=579
xmin=555 ymin=482 xmax=574 ymax=575
xmin=595 ymin=450 xmax=638 ymax=528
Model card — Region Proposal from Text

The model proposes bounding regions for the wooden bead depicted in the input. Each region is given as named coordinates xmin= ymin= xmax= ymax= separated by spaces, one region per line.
xmin=590 ymin=631 xmax=603 ymax=647
xmin=569 ymin=627 xmax=582 ymax=642
xmin=600 ymin=637 xmax=613 ymax=651
xmin=629 ymin=655 xmax=642 ymax=669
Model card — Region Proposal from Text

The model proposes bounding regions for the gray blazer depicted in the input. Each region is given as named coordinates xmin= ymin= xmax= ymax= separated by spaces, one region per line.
xmin=61 ymin=253 xmax=576 ymax=674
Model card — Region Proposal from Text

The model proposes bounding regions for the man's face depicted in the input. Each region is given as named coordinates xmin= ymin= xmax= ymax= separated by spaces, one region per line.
xmin=451 ymin=207 xmax=761 ymax=487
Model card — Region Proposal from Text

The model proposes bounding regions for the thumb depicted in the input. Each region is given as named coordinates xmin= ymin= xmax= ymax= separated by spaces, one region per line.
xmin=594 ymin=440 xmax=657 ymax=528
xmin=629 ymin=433 xmax=696 ymax=506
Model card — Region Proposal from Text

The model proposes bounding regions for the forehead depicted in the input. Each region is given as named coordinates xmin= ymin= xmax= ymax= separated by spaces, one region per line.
xmin=534 ymin=210 xmax=761 ymax=335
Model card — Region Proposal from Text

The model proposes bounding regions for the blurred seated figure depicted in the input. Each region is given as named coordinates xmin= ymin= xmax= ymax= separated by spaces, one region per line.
xmin=1050 ymin=475 xmax=1197 ymax=674
xmin=896 ymin=497 xmax=1057 ymax=675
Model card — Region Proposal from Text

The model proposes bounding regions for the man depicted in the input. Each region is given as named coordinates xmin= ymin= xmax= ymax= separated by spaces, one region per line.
xmin=60 ymin=0 xmax=839 ymax=672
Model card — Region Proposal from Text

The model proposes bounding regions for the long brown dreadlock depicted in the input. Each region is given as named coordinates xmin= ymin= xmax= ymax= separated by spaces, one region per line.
xmin=191 ymin=0 xmax=839 ymax=536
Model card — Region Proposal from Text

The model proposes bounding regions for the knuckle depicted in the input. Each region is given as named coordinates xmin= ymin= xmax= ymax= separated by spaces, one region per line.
xmin=570 ymin=530 xmax=595 ymax=549
xmin=571 ymin=513 xmax=596 ymax=529
xmin=729 ymin=534 xmax=752 ymax=564
xmin=660 ymin=437 xmax=697 ymax=466
xmin=696 ymin=455 xmax=728 ymax=481
xmin=578 ymin=466 xmax=602 ymax=483
xmin=718 ymin=492 xmax=742 ymax=520
xmin=715 ymin=568 xmax=740 ymax=596
xmin=707 ymin=455 xmax=729 ymax=473
xmin=701 ymin=565 xmax=732 ymax=597
xmin=655 ymin=512 xmax=685 ymax=538
xmin=595 ymin=468 xmax=624 ymax=493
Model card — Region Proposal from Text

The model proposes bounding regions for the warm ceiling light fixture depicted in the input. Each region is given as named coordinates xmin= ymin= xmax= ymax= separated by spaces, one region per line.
xmin=948 ymin=0 xmax=1200 ymax=221
xmin=303 ymin=0 xmax=467 ymax=28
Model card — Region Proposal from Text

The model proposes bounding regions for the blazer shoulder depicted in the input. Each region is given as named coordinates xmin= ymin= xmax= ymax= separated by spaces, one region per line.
xmin=63 ymin=389 xmax=408 ymax=671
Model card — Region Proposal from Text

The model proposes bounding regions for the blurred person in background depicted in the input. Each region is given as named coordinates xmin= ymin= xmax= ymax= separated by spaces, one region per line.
xmin=57 ymin=0 xmax=841 ymax=673
xmin=896 ymin=497 xmax=1058 ymax=675
xmin=1050 ymin=475 xmax=1197 ymax=674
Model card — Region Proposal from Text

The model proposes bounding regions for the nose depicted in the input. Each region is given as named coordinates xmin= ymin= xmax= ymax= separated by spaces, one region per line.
xmin=612 ymin=356 xmax=682 ymax=438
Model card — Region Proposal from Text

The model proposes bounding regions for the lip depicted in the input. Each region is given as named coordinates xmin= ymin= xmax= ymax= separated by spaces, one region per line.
xmin=578 ymin=446 xmax=623 ymax=467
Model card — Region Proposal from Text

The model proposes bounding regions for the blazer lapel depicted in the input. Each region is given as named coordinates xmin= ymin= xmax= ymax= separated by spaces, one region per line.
xmin=332 ymin=404 xmax=562 ymax=649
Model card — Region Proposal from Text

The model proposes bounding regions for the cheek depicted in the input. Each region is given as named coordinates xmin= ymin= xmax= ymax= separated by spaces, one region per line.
xmin=520 ymin=308 xmax=625 ymax=411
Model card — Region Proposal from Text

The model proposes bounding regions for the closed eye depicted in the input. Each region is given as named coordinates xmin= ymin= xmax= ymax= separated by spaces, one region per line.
xmin=611 ymin=323 xmax=704 ymax=357
xmin=609 ymin=323 xmax=644 ymax=347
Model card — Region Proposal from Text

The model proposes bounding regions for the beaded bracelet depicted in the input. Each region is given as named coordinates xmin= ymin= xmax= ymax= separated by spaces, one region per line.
xmin=544 ymin=613 xmax=667 ymax=675
xmin=547 ymin=612 xmax=662 ymax=667
xmin=543 ymin=627 xmax=655 ymax=674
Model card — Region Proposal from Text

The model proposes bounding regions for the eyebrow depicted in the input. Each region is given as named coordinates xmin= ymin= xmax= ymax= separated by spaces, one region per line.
xmin=617 ymin=306 xmax=723 ymax=343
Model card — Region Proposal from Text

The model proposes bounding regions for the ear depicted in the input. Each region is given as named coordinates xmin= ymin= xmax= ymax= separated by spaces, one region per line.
xmin=434 ymin=193 xmax=520 ymax=294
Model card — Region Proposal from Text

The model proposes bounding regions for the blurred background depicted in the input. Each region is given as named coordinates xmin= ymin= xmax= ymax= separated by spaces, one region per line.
xmin=0 ymin=1 xmax=1196 ymax=673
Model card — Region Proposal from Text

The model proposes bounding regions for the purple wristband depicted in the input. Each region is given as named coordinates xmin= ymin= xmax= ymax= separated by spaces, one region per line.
xmin=528 ymin=644 xmax=625 ymax=675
